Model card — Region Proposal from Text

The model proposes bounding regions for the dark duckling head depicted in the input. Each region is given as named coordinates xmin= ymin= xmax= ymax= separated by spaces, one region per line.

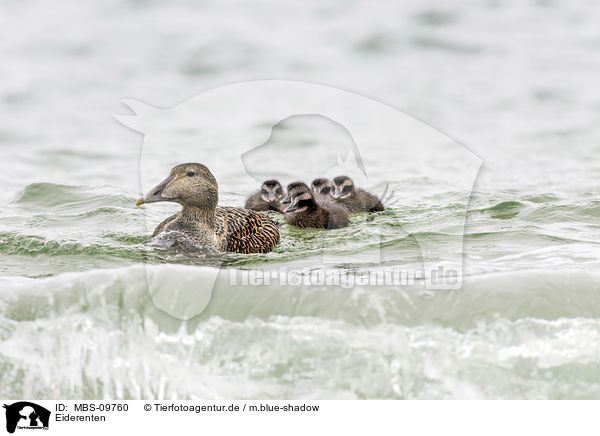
xmin=260 ymin=179 xmax=285 ymax=203
xmin=332 ymin=175 xmax=355 ymax=200
xmin=311 ymin=178 xmax=333 ymax=198
xmin=283 ymin=189 xmax=317 ymax=214
xmin=282 ymin=181 xmax=310 ymax=205
xmin=136 ymin=163 xmax=218 ymax=210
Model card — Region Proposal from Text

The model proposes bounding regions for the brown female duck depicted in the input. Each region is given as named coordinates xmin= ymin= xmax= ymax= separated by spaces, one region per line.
xmin=136 ymin=163 xmax=280 ymax=253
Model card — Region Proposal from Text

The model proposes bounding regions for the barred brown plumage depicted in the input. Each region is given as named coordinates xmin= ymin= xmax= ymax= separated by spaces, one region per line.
xmin=216 ymin=206 xmax=280 ymax=253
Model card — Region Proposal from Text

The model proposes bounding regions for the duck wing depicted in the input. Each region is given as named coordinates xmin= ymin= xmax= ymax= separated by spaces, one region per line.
xmin=152 ymin=213 xmax=179 ymax=237
xmin=216 ymin=206 xmax=280 ymax=254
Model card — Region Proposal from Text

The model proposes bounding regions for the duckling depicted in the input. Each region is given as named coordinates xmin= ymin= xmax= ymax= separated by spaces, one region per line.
xmin=331 ymin=175 xmax=384 ymax=213
xmin=311 ymin=178 xmax=334 ymax=201
xmin=281 ymin=181 xmax=310 ymax=206
xmin=245 ymin=179 xmax=285 ymax=213
xmin=136 ymin=163 xmax=280 ymax=254
xmin=283 ymin=188 xmax=349 ymax=230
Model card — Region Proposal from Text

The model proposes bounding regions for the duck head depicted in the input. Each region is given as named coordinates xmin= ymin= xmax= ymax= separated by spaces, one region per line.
xmin=136 ymin=163 xmax=219 ymax=210
xmin=311 ymin=178 xmax=333 ymax=198
xmin=281 ymin=181 xmax=310 ymax=205
xmin=332 ymin=175 xmax=355 ymax=200
xmin=260 ymin=180 xmax=284 ymax=203
xmin=284 ymin=189 xmax=317 ymax=214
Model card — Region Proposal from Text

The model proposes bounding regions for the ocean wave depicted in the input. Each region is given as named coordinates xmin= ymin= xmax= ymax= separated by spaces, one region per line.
xmin=1 ymin=265 xmax=599 ymax=399
xmin=1 ymin=265 xmax=599 ymax=330
xmin=0 ymin=232 xmax=147 ymax=259
xmin=11 ymin=183 xmax=133 ymax=211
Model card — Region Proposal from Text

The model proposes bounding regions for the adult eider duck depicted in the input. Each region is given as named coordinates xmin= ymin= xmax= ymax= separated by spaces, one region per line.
xmin=283 ymin=183 xmax=349 ymax=229
xmin=245 ymin=179 xmax=285 ymax=213
xmin=330 ymin=175 xmax=384 ymax=213
xmin=136 ymin=163 xmax=280 ymax=253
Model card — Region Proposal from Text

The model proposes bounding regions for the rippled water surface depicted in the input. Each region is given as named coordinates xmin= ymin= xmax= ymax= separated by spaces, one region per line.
xmin=0 ymin=0 xmax=599 ymax=399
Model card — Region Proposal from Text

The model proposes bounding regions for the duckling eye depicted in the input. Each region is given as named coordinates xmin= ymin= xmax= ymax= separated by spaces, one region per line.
xmin=187 ymin=171 xmax=196 ymax=177
xmin=322 ymin=187 xmax=331 ymax=194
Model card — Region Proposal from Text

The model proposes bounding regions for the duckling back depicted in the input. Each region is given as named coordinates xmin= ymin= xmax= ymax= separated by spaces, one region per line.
xmin=330 ymin=189 xmax=384 ymax=214
xmin=354 ymin=188 xmax=385 ymax=213
xmin=319 ymin=199 xmax=350 ymax=229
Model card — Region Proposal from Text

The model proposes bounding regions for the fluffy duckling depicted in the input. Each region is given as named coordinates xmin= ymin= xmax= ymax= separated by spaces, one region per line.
xmin=331 ymin=175 xmax=384 ymax=213
xmin=245 ymin=179 xmax=285 ymax=213
xmin=136 ymin=163 xmax=280 ymax=253
xmin=283 ymin=186 xmax=349 ymax=230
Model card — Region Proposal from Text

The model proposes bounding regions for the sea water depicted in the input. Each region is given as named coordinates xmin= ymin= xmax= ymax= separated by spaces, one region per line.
xmin=0 ymin=0 xmax=599 ymax=399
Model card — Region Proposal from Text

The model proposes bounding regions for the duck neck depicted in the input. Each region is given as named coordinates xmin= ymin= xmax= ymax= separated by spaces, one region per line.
xmin=180 ymin=205 xmax=216 ymax=229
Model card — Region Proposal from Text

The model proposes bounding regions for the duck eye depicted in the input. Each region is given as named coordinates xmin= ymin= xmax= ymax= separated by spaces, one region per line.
xmin=187 ymin=171 xmax=196 ymax=177
xmin=322 ymin=187 xmax=331 ymax=194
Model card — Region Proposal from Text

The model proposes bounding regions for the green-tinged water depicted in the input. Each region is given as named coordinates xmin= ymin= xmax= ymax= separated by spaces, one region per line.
xmin=1 ymin=0 xmax=599 ymax=399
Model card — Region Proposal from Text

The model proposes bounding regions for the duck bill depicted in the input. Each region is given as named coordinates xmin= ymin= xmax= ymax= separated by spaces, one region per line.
xmin=136 ymin=176 xmax=174 ymax=206
xmin=281 ymin=194 xmax=291 ymax=205
xmin=333 ymin=185 xmax=348 ymax=199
